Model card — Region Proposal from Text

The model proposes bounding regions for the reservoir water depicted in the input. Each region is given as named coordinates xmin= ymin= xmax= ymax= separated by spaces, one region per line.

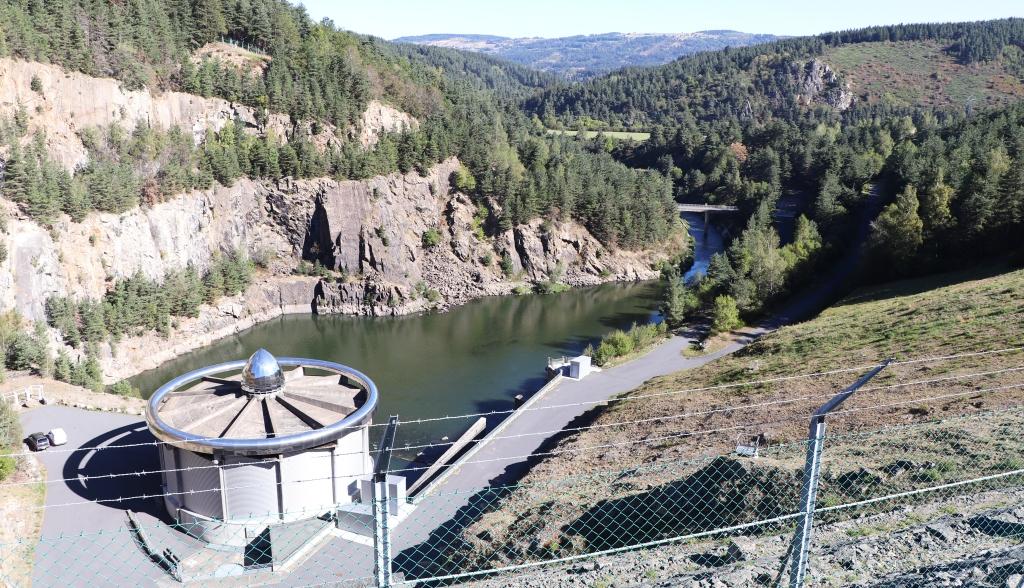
xmin=131 ymin=216 xmax=726 ymax=452
xmin=131 ymin=281 xmax=662 ymax=449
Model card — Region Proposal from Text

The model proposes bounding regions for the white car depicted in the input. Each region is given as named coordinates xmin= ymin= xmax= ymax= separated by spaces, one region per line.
xmin=47 ymin=428 xmax=67 ymax=446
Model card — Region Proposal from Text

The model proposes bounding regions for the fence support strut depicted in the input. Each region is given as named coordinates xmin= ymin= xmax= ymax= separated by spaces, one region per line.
xmin=788 ymin=359 xmax=892 ymax=587
xmin=373 ymin=416 xmax=399 ymax=588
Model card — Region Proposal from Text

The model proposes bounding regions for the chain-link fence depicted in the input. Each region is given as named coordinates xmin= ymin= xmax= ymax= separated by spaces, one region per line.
xmin=2 ymin=362 xmax=1023 ymax=587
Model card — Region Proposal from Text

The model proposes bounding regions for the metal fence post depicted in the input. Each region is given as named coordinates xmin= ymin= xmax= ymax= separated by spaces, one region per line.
xmin=787 ymin=360 xmax=892 ymax=587
xmin=373 ymin=416 xmax=399 ymax=588
xmin=788 ymin=415 xmax=827 ymax=587
xmin=372 ymin=477 xmax=392 ymax=587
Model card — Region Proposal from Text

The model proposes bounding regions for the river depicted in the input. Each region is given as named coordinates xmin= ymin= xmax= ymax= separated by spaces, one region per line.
xmin=130 ymin=217 xmax=725 ymax=452
xmin=682 ymin=211 xmax=725 ymax=283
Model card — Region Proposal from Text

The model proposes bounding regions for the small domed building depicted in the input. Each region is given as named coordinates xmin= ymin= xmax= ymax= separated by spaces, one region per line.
xmin=145 ymin=349 xmax=378 ymax=544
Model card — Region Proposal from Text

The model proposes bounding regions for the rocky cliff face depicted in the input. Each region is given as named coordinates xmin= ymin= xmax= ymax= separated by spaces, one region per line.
xmin=0 ymin=57 xmax=413 ymax=170
xmin=795 ymin=59 xmax=855 ymax=111
xmin=0 ymin=157 xmax=677 ymax=381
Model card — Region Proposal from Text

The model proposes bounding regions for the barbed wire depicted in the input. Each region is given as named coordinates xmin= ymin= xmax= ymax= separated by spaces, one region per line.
xmin=5 ymin=364 xmax=1022 ymax=489
xmin=381 ymin=379 xmax=1024 ymax=477
xmin=9 ymin=405 xmax=1024 ymax=588
xmin=419 ymin=403 xmax=1024 ymax=499
xmin=23 ymin=404 xmax=1024 ymax=537
xmin=360 ymin=344 xmax=1024 ymax=428
xmin=4 ymin=345 xmax=1017 ymax=461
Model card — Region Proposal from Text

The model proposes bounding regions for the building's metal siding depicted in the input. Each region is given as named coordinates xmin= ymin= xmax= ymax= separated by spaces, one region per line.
xmin=333 ymin=429 xmax=370 ymax=504
xmin=223 ymin=459 xmax=280 ymax=520
xmin=280 ymin=450 xmax=334 ymax=518
xmin=176 ymin=450 xmax=223 ymax=519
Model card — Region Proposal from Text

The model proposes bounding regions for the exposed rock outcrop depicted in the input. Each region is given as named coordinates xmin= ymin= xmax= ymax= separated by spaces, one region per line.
xmin=358 ymin=100 xmax=418 ymax=147
xmin=0 ymin=58 xmax=286 ymax=170
xmin=0 ymin=157 xmax=679 ymax=381
xmin=796 ymin=59 xmax=855 ymax=111
xmin=192 ymin=42 xmax=271 ymax=77
xmin=0 ymin=58 xmax=416 ymax=170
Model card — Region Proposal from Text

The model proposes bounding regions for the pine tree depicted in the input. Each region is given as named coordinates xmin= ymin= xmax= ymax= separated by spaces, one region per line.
xmin=192 ymin=0 xmax=228 ymax=46
xmin=870 ymin=185 xmax=925 ymax=273
xmin=2 ymin=143 xmax=29 ymax=201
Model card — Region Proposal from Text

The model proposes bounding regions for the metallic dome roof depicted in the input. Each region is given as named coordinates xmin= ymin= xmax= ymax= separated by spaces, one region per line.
xmin=241 ymin=348 xmax=285 ymax=395
xmin=145 ymin=353 xmax=378 ymax=456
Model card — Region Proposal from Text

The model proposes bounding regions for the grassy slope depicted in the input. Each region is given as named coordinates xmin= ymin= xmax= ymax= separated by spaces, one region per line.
xmin=825 ymin=40 xmax=1024 ymax=109
xmin=452 ymin=263 xmax=1024 ymax=566
xmin=0 ymin=468 xmax=44 ymax=585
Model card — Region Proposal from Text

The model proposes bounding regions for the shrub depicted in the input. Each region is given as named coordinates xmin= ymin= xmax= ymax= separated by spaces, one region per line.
xmin=500 ymin=251 xmax=515 ymax=277
xmin=0 ymin=456 xmax=14 ymax=481
xmin=109 ymin=379 xmax=140 ymax=397
xmin=533 ymin=281 xmax=569 ymax=295
xmin=30 ymin=75 xmax=42 ymax=93
xmin=421 ymin=228 xmax=441 ymax=248
xmin=2 ymin=320 xmax=51 ymax=375
xmin=604 ymin=329 xmax=635 ymax=356
xmin=630 ymin=322 xmax=663 ymax=350
xmin=593 ymin=341 xmax=616 ymax=366
xmin=0 ymin=399 xmax=20 ymax=451
xmin=0 ymin=398 xmax=20 ymax=482
xmin=412 ymin=282 xmax=442 ymax=303
xmin=589 ymin=322 xmax=668 ymax=366
xmin=450 ymin=165 xmax=477 ymax=193
xmin=251 ymin=247 xmax=275 ymax=269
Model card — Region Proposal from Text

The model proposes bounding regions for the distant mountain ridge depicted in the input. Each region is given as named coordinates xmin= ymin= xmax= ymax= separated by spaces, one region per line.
xmin=394 ymin=31 xmax=780 ymax=79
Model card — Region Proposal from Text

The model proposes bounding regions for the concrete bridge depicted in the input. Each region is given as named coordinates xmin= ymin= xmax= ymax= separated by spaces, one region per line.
xmin=676 ymin=204 xmax=740 ymax=213
xmin=677 ymin=203 xmax=740 ymax=226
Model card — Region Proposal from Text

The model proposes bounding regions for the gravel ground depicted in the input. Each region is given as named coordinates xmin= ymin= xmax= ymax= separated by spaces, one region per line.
xmin=459 ymin=485 xmax=1024 ymax=588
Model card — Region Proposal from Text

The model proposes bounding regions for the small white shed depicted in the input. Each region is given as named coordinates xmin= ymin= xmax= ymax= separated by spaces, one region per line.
xmin=568 ymin=355 xmax=592 ymax=379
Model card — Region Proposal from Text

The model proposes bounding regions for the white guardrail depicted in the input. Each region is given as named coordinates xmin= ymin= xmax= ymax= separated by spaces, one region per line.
xmin=1 ymin=384 xmax=45 ymax=405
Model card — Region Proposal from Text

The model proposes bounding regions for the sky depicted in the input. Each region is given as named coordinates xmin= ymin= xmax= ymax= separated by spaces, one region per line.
xmin=301 ymin=0 xmax=1024 ymax=40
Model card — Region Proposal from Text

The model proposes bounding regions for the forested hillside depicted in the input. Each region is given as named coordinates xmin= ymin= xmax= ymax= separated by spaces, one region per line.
xmin=0 ymin=0 xmax=688 ymax=389
xmin=0 ymin=0 xmax=678 ymax=250
xmin=520 ymin=19 xmax=1024 ymax=322
xmin=526 ymin=19 xmax=1024 ymax=129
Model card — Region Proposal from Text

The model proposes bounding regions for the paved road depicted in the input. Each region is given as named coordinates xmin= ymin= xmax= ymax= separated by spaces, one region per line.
xmin=18 ymin=406 xmax=186 ymax=587
xmin=282 ymin=329 xmax=753 ymax=587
